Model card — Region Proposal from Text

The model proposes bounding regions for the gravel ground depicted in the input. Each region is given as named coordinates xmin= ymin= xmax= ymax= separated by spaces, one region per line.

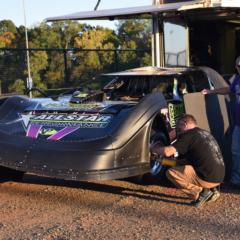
xmin=0 ymin=174 xmax=240 ymax=240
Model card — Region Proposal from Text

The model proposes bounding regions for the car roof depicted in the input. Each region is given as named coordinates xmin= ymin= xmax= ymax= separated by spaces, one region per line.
xmin=102 ymin=66 xmax=200 ymax=77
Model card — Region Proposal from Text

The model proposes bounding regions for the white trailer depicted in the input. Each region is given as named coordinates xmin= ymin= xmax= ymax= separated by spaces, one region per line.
xmin=46 ymin=0 xmax=240 ymax=77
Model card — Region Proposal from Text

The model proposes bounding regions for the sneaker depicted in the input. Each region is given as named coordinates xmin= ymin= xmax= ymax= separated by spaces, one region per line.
xmin=207 ymin=187 xmax=220 ymax=203
xmin=191 ymin=188 xmax=213 ymax=207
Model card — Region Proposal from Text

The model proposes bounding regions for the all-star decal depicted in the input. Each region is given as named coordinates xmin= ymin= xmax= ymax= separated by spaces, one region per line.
xmin=19 ymin=112 xmax=34 ymax=130
xmin=26 ymin=123 xmax=42 ymax=139
xmin=20 ymin=112 xmax=112 ymax=140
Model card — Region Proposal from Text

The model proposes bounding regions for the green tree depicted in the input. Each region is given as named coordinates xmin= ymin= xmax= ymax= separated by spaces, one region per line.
xmin=0 ymin=18 xmax=151 ymax=94
xmin=70 ymin=26 xmax=118 ymax=87
xmin=0 ymin=20 xmax=26 ymax=93
xmin=0 ymin=20 xmax=17 ymax=48
xmin=30 ymin=21 xmax=92 ymax=89
xmin=50 ymin=21 xmax=91 ymax=49
xmin=0 ymin=20 xmax=17 ymax=34
xmin=28 ymin=50 xmax=48 ymax=90
xmin=8 ymin=79 xmax=25 ymax=94
xmin=43 ymin=51 xmax=65 ymax=88
xmin=116 ymin=19 xmax=151 ymax=69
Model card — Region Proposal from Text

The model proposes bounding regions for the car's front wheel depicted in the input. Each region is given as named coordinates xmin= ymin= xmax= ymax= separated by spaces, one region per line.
xmin=127 ymin=132 xmax=168 ymax=184
xmin=149 ymin=132 xmax=168 ymax=180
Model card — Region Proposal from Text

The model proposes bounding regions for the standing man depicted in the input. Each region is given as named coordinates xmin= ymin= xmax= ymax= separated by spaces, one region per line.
xmin=151 ymin=114 xmax=225 ymax=207
xmin=202 ymin=56 xmax=240 ymax=186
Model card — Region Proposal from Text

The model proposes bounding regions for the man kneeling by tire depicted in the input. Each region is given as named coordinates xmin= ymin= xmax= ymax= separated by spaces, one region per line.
xmin=151 ymin=114 xmax=225 ymax=207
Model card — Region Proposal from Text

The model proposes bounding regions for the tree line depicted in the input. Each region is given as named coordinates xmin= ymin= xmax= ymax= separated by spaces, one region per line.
xmin=0 ymin=19 xmax=151 ymax=94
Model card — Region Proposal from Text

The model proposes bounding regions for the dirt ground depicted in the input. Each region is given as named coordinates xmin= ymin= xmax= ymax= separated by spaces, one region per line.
xmin=0 ymin=174 xmax=240 ymax=240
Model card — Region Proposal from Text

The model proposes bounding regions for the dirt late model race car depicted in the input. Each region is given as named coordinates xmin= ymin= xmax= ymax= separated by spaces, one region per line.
xmin=0 ymin=66 xmax=229 ymax=182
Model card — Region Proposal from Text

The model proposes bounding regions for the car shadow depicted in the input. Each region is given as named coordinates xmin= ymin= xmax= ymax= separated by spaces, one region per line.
xmin=18 ymin=174 xmax=190 ymax=206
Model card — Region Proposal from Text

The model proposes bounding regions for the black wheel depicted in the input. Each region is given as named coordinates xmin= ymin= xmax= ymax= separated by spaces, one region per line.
xmin=149 ymin=132 xmax=168 ymax=180
xmin=127 ymin=132 xmax=168 ymax=185
xmin=0 ymin=166 xmax=24 ymax=182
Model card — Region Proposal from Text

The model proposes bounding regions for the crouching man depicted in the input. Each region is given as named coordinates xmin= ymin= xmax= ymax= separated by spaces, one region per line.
xmin=151 ymin=114 xmax=225 ymax=207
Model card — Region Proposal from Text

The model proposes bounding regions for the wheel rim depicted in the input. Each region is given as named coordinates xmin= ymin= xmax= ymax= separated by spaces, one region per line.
xmin=149 ymin=132 xmax=167 ymax=176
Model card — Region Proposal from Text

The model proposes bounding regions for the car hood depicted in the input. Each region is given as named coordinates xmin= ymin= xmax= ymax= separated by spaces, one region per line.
xmin=0 ymin=96 xmax=137 ymax=142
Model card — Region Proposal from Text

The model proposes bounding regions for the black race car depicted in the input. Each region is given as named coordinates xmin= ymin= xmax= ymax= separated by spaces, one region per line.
xmin=0 ymin=66 xmax=229 ymax=181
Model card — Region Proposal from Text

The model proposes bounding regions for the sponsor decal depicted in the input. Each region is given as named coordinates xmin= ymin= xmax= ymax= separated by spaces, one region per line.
xmin=26 ymin=124 xmax=42 ymax=139
xmin=168 ymin=102 xmax=185 ymax=128
xmin=20 ymin=113 xmax=112 ymax=140
xmin=69 ymin=102 xmax=104 ymax=109
xmin=47 ymin=126 xmax=79 ymax=141
xmin=42 ymin=101 xmax=106 ymax=110
xmin=41 ymin=102 xmax=69 ymax=108
xmin=75 ymin=92 xmax=88 ymax=98
xmin=29 ymin=114 xmax=112 ymax=128
xmin=40 ymin=128 xmax=58 ymax=136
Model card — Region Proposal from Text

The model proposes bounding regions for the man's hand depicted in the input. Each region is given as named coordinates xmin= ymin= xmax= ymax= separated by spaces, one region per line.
xmin=151 ymin=144 xmax=177 ymax=158
xmin=202 ymin=87 xmax=230 ymax=95
xmin=202 ymin=89 xmax=211 ymax=95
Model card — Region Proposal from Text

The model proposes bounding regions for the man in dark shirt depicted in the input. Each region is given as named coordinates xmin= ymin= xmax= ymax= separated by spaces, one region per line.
xmin=151 ymin=114 xmax=225 ymax=207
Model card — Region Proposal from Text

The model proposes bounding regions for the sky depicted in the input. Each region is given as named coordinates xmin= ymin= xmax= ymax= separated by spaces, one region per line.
xmin=0 ymin=0 xmax=152 ymax=29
